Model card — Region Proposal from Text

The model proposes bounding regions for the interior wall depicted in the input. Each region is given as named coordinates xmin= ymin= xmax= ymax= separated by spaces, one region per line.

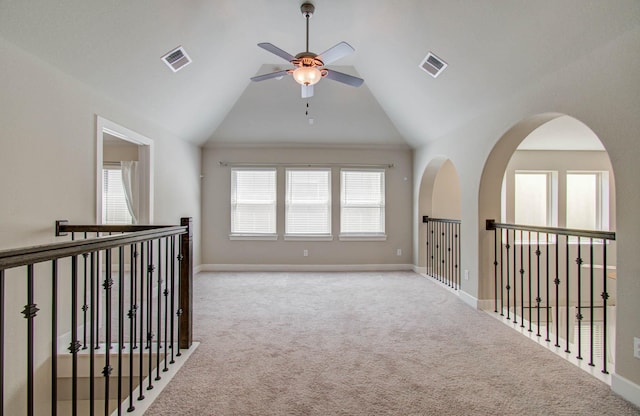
xmin=201 ymin=145 xmax=413 ymax=267
xmin=413 ymin=27 xmax=640 ymax=396
xmin=431 ymin=160 xmax=461 ymax=219
xmin=103 ymin=139 xmax=139 ymax=163
xmin=0 ymin=35 xmax=201 ymax=414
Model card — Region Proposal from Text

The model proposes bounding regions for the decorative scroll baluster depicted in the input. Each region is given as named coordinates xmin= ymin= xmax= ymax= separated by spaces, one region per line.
xmin=137 ymin=242 xmax=145 ymax=402
xmin=565 ymin=238 xmax=571 ymax=354
xmin=170 ymin=236 xmax=176 ymax=365
xmin=163 ymin=238 xmax=170 ymax=372
xmin=505 ymin=231 xmax=511 ymax=320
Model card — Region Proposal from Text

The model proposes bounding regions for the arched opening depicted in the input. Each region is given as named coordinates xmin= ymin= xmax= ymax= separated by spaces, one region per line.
xmin=478 ymin=113 xmax=617 ymax=379
xmin=417 ymin=157 xmax=461 ymax=271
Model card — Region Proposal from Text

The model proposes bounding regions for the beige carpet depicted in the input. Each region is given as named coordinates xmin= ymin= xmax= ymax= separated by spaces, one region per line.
xmin=146 ymin=271 xmax=639 ymax=415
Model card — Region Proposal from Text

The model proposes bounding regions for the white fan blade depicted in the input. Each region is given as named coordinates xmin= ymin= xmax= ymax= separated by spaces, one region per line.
xmin=317 ymin=41 xmax=354 ymax=65
xmin=324 ymin=69 xmax=364 ymax=87
xmin=301 ymin=84 xmax=314 ymax=98
xmin=251 ymin=70 xmax=289 ymax=82
xmin=257 ymin=43 xmax=295 ymax=62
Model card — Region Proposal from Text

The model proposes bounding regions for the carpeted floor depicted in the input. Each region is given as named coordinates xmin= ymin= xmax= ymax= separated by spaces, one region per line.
xmin=146 ymin=271 xmax=639 ymax=415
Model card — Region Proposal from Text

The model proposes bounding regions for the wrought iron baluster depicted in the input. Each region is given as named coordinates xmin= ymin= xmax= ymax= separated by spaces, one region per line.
xmin=51 ymin=260 xmax=58 ymax=416
xmin=505 ymin=231 xmax=511 ymax=320
xmin=528 ymin=231 xmax=532 ymax=332
xmin=103 ymin=249 xmax=113 ymax=416
xmin=565 ymin=237 xmax=571 ymax=354
xmin=146 ymin=241 xmax=154 ymax=391
xmin=588 ymin=239 xmax=595 ymax=367
xmin=519 ymin=230 xmax=524 ymax=328
xmin=156 ymin=238 xmax=163 ymax=382
xmin=127 ymin=244 xmax=137 ymax=413
xmin=500 ymin=230 xmax=504 ymax=316
xmin=576 ymin=239 xmax=583 ymax=360
xmin=137 ymin=242 xmax=145 ymax=402
xmin=554 ymin=235 xmax=560 ymax=348
xmin=82 ymin=232 xmax=88 ymax=350
xmin=69 ymin=257 xmax=80 ymax=416
xmin=163 ymin=238 xmax=170 ymax=372
xmin=602 ymin=242 xmax=609 ymax=374
xmin=90 ymin=252 xmax=96 ymax=416
xmin=535 ymin=233 xmax=541 ymax=337
xmin=512 ymin=229 xmax=517 ymax=325
xmin=493 ymin=228 xmax=498 ymax=313
xmin=545 ymin=233 xmax=550 ymax=342
xmin=24 ymin=265 xmax=39 ymax=416
xmin=170 ymin=236 xmax=176 ymax=364
xmin=0 ymin=269 xmax=4 ymax=416
xmin=117 ymin=245 xmax=125 ymax=415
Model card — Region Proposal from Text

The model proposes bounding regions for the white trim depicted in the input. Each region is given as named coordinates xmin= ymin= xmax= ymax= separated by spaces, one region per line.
xmin=198 ymin=263 xmax=414 ymax=272
xmin=458 ymin=290 xmax=479 ymax=309
xmin=339 ymin=234 xmax=387 ymax=241
xmin=413 ymin=265 xmax=426 ymax=274
xmin=194 ymin=264 xmax=205 ymax=274
xmin=229 ymin=234 xmax=278 ymax=241
xmin=612 ymin=374 xmax=640 ymax=408
xmin=477 ymin=299 xmax=496 ymax=311
xmin=96 ymin=116 xmax=154 ymax=224
xmin=284 ymin=234 xmax=333 ymax=241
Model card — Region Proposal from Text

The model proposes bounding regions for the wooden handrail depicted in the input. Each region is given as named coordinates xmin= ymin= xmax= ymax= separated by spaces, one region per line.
xmin=485 ymin=219 xmax=615 ymax=240
xmin=0 ymin=225 xmax=187 ymax=270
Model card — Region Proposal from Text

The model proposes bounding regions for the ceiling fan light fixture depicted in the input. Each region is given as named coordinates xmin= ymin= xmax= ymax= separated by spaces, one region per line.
xmin=293 ymin=66 xmax=322 ymax=85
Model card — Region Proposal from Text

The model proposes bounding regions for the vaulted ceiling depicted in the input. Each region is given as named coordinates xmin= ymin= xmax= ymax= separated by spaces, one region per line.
xmin=0 ymin=1 xmax=637 ymax=148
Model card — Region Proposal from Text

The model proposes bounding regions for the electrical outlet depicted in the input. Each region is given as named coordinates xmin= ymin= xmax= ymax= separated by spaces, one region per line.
xmin=303 ymin=249 xmax=308 ymax=257
xmin=396 ymin=249 xmax=402 ymax=256
xmin=634 ymin=337 xmax=640 ymax=359
xmin=464 ymin=270 xmax=469 ymax=280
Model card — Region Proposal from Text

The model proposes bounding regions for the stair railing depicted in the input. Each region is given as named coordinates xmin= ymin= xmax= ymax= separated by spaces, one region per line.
xmin=0 ymin=217 xmax=193 ymax=416
xmin=423 ymin=216 xmax=461 ymax=290
xmin=485 ymin=219 xmax=615 ymax=375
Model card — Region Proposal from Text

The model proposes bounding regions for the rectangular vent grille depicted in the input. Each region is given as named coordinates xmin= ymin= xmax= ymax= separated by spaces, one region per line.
xmin=419 ymin=52 xmax=447 ymax=78
xmin=161 ymin=46 xmax=191 ymax=72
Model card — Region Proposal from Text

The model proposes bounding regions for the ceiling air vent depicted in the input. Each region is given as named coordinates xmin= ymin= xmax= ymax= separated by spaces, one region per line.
xmin=161 ymin=46 xmax=191 ymax=72
xmin=419 ymin=52 xmax=447 ymax=78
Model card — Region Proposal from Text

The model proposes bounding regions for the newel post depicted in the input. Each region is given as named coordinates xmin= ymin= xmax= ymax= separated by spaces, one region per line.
xmin=179 ymin=217 xmax=193 ymax=349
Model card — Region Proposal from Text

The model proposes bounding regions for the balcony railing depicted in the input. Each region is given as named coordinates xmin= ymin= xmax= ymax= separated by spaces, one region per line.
xmin=485 ymin=220 xmax=615 ymax=375
xmin=423 ymin=217 xmax=461 ymax=290
xmin=0 ymin=217 xmax=193 ymax=416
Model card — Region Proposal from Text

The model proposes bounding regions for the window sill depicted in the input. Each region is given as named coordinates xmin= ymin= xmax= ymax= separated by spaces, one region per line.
xmin=284 ymin=234 xmax=333 ymax=242
xmin=229 ymin=234 xmax=278 ymax=241
xmin=339 ymin=234 xmax=387 ymax=241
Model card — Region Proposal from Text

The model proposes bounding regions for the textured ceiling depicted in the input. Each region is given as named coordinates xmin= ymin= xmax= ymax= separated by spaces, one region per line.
xmin=0 ymin=0 xmax=638 ymax=148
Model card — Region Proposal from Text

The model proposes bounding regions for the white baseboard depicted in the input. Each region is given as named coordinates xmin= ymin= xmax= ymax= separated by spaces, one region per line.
xmin=198 ymin=263 xmax=414 ymax=273
xmin=413 ymin=265 xmax=426 ymax=274
xmin=612 ymin=373 xmax=640 ymax=408
xmin=458 ymin=290 xmax=478 ymax=309
xmin=194 ymin=264 xmax=204 ymax=274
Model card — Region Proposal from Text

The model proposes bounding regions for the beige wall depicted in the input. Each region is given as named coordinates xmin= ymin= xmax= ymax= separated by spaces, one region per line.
xmin=202 ymin=145 xmax=413 ymax=267
xmin=413 ymin=27 xmax=640 ymax=395
xmin=103 ymin=138 xmax=139 ymax=163
xmin=431 ymin=159 xmax=461 ymax=219
xmin=0 ymin=35 xmax=201 ymax=414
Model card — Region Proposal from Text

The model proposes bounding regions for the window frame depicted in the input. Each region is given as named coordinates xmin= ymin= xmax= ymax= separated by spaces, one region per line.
xmin=339 ymin=168 xmax=387 ymax=241
xmin=284 ymin=168 xmax=333 ymax=241
xmin=229 ymin=167 xmax=278 ymax=240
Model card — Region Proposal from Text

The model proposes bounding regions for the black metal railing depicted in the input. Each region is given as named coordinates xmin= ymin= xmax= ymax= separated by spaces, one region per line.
xmin=424 ymin=217 xmax=461 ymax=290
xmin=0 ymin=217 xmax=193 ymax=416
xmin=486 ymin=220 xmax=615 ymax=375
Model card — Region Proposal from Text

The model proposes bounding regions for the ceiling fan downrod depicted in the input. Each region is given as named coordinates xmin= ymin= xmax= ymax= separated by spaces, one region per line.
xmin=301 ymin=2 xmax=314 ymax=53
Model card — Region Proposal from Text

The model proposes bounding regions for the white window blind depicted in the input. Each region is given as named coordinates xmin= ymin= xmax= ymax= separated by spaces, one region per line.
xmin=285 ymin=169 xmax=331 ymax=235
xmin=231 ymin=168 xmax=277 ymax=235
xmin=566 ymin=172 xmax=608 ymax=231
xmin=340 ymin=169 xmax=385 ymax=235
xmin=102 ymin=167 xmax=133 ymax=224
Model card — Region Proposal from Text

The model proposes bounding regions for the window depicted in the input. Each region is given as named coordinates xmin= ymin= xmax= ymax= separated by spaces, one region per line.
xmin=102 ymin=167 xmax=133 ymax=224
xmin=230 ymin=168 xmax=277 ymax=237
xmin=514 ymin=171 xmax=557 ymax=227
xmin=566 ymin=171 xmax=609 ymax=231
xmin=340 ymin=169 xmax=385 ymax=239
xmin=285 ymin=169 xmax=331 ymax=238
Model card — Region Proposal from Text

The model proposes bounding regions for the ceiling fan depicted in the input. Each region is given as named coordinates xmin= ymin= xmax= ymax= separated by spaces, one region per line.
xmin=250 ymin=2 xmax=364 ymax=98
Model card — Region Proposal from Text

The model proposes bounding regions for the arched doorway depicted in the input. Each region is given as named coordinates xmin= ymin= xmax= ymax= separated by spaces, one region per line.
xmin=417 ymin=157 xmax=461 ymax=272
xmin=478 ymin=113 xmax=617 ymax=379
